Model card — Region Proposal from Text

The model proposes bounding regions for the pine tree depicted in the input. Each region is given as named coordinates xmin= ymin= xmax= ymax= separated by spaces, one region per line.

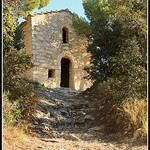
xmin=72 ymin=0 xmax=147 ymax=102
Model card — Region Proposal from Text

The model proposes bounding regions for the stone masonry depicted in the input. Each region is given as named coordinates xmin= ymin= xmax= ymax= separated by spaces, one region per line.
xmin=20 ymin=9 xmax=92 ymax=90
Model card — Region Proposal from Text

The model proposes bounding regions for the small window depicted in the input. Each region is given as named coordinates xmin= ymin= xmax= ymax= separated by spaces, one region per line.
xmin=48 ymin=69 xmax=55 ymax=78
xmin=62 ymin=27 xmax=68 ymax=43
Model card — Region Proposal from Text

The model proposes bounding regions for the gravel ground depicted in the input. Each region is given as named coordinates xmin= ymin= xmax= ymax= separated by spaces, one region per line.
xmin=3 ymin=87 xmax=147 ymax=150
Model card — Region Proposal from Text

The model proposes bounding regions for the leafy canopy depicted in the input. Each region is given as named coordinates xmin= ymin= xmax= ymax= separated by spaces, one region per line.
xmin=72 ymin=0 xmax=147 ymax=103
xmin=3 ymin=0 xmax=51 ymax=17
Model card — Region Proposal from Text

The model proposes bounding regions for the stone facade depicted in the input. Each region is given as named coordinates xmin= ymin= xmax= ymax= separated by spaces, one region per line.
xmin=20 ymin=9 xmax=92 ymax=90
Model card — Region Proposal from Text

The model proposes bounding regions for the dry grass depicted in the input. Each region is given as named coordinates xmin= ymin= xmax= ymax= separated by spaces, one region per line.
xmin=3 ymin=124 xmax=24 ymax=147
xmin=122 ymin=99 xmax=147 ymax=139
xmin=96 ymin=81 xmax=147 ymax=141
xmin=3 ymin=91 xmax=30 ymax=149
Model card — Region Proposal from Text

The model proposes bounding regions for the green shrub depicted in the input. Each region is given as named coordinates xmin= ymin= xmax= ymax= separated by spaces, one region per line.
xmin=28 ymin=80 xmax=45 ymax=89
xmin=3 ymin=78 xmax=36 ymax=122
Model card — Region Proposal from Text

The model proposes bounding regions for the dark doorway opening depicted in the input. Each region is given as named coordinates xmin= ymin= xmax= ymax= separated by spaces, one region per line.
xmin=61 ymin=58 xmax=70 ymax=87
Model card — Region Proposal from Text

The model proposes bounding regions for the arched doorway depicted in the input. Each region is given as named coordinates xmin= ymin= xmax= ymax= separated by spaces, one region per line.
xmin=60 ymin=57 xmax=74 ymax=88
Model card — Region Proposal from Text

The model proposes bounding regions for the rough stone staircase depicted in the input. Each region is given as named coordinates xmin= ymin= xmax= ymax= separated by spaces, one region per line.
xmin=31 ymin=87 xmax=101 ymax=141
xmin=26 ymin=88 xmax=147 ymax=150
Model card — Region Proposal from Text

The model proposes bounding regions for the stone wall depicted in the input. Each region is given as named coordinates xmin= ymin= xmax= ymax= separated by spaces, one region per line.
xmin=21 ymin=9 xmax=92 ymax=90
xmin=19 ymin=16 xmax=33 ymax=80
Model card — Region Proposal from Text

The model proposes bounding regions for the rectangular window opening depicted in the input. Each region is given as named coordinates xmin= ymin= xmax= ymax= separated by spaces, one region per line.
xmin=48 ymin=69 xmax=55 ymax=78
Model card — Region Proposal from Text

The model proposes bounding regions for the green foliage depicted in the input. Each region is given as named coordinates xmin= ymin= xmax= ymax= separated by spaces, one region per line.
xmin=14 ymin=27 xmax=25 ymax=50
xmin=29 ymin=80 xmax=45 ymax=89
xmin=3 ymin=78 xmax=35 ymax=121
xmin=3 ymin=0 xmax=51 ymax=131
xmin=3 ymin=4 xmax=33 ymax=99
xmin=73 ymin=0 xmax=147 ymax=104
xmin=74 ymin=1 xmax=147 ymax=138
xmin=3 ymin=48 xmax=33 ymax=77
xmin=81 ymin=0 xmax=124 ymax=81
xmin=72 ymin=13 xmax=91 ymax=37
xmin=3 ymin=47 xmax=33 ymax=101
xmin=39 ymin=0 xmax=50 ymax=9
xmin=3 ymin=39 xmax=35 ymax=120
xmin=3 ymin=6 xmax=17 ymax=54
xmin=3 ymin=0 xmax=51 ymax=123
xmin=3 ymin=1 xmax=41 ymax=124
xmin=3 ymin=0 xmax=51 ymax=17
xmin=3 ymin=89 xmax=35 ymax=128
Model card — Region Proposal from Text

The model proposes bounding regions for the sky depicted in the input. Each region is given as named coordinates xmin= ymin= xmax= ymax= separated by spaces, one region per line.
xmin=19 ymin=0 xmax=86 ymax=24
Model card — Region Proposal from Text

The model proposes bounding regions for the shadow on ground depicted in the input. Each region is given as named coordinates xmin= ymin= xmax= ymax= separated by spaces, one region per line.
xmin=27 ymin=87 xmax=147 ymax=149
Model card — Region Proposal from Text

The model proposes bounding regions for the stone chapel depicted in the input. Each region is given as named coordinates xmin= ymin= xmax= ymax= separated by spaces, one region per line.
xmin=19 ymin=9 xmax=92 ymax=90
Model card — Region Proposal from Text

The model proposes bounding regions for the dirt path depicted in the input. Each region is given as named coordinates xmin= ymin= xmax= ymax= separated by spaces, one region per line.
xmin=3 ymin=88 xmax=147 ymax=150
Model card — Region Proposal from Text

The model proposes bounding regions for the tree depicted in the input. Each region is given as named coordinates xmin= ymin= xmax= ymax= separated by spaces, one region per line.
xmin=3 ymin=0 xmax=51 ymax=97
xmin=72 ymin=12 xmax=91 ymax=37
xmin=107 ymin=0 xmax=147 ymax=102
xmin=3 ymin=0 xmax=51 ymax=120
xmin=3 ymin=0 xmax=51 ymax=17
xmin=72 ymin=0 xmax=147 ymax=102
